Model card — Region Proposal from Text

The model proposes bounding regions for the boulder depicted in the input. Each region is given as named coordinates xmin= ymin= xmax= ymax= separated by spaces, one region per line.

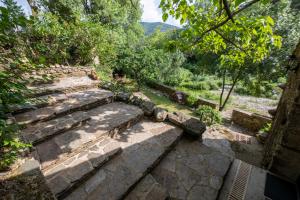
xmin=88 ymin=70 xmax=98 ymax=80
xmin=154 ymin=107 xmax=168 ymax=122
xmin=168 ymin=112 xmax=206 ymax=139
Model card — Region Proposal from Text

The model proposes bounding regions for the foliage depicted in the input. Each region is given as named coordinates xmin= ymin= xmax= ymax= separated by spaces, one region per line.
xmin=260 ymin=123 xmax=272 ymax=133
xmin=195 ymin=106 xmax=222 ymax=126
xmin=160 ymin=0 xmax=282 ymax=110
xmin=141 ymin=22 xmax=179 ymax=35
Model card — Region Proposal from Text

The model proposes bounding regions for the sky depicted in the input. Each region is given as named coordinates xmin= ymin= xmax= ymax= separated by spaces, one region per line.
xmin=140 ymin=0 xmax=181 ymax=27
xmin=13 ymin=0 xmax=180 ymax=27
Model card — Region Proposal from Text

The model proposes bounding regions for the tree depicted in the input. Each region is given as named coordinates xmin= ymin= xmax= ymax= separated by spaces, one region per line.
xmin=160 ymin=0 xmax=282 ymax=110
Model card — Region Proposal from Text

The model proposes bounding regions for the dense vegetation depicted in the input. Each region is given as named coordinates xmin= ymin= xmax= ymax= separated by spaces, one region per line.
xmin=0 ymin=0 xmax=299 ymax=170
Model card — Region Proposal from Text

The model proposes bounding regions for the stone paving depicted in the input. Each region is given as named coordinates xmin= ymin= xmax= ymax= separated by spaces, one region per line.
xmin=125 ymin=174 xmax=168 ymax=200
xmin=15 ymin=88 xmax=113 ymax=125
xmin=150 ymin=138 xmax=233 ymax=200
xmin=29 ymin=76 xmax=99 ymax=96
xmin=44 ymin=138 xmax=122 ymax=196
xmin=64 ymin=120 xmax=183 ymax=200
xmin=35 ymin=102 xmax=143 ymax=169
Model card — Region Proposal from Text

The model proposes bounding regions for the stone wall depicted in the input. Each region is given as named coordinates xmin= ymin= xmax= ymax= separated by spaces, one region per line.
xmin=232 ymin=109 xmax=272 ymax=133
xmin=263 ymin=41 xmax=300 ymax=182
xmin=196 ymin=97 xmax=218 ymax=109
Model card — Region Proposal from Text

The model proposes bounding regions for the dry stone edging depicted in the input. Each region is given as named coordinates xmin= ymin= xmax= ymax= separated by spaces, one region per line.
xmin=64 ymin=120 xmax=183 ymax=200
xmin=14 ymin=88 xmax=114 ymax=126
xmin=115 ymin=92 xmax=206 ymax=139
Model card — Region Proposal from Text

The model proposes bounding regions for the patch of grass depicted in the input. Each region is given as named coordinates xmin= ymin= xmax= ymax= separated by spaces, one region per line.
xmin=175 ymin=86 xmax=220 ymax=102
xmin=141 ymin=87 xmax=195 ymax=116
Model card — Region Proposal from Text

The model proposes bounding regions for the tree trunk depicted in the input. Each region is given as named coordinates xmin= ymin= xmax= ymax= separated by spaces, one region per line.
xmin=219 ymin=70 xmax=241 ymax=111
xmin=219 ymin=69 xmax=226 ymax=111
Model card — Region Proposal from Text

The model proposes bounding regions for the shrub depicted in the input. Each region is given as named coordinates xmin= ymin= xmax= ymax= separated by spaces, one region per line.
xmin=186 ymin=94 xmax=198 ymax=107
xmin=195 ymin=105 xmax=222 ymax=126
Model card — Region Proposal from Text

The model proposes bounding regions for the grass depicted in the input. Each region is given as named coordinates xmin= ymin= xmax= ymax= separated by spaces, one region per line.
xmin=175 ymin=86 xmax=220 ymax=102
xmin=141 ymin=87 xmax=196 ymax=116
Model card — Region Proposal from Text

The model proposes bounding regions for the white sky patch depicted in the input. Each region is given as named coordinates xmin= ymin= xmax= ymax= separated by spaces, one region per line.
xmin=140 ymin=0 xmax=181 ymax=27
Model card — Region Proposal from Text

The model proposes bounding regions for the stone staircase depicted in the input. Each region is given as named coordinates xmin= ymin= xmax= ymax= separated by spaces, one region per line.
xmin=12 ymin=71 xmax=282 ymax=200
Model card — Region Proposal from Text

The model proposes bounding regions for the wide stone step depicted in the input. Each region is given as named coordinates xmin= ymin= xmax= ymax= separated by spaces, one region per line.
xmin=125 ymin=174 xmax=169 ymax=200
xmin=44 ymin=137 xmax=122 ymax=198
xmin=63 ymin=120 xmax=183 ymax=200
xmin=35 ymin=102 xmax=143 ymax=170
xmin=28 ymin=76 xmax=99 ymax=97
xmin=14 ymin=88 xmax=113 ymax=125
xmin=9 ymin=93 xmax=68 ymax=115
xmin=150 ymin=139 xmax=232 ymax=200
xmin=22 ymin=111 xmax=90 ymax=145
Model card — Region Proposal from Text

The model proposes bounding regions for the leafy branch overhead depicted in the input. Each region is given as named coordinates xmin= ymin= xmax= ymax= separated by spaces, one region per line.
xmin=160 ymin=0 xmax=282 ymax=66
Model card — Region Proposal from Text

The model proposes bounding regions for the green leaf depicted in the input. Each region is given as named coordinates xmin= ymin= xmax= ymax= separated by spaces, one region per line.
xmin=162 ymin=13 xmax=169 ymax=22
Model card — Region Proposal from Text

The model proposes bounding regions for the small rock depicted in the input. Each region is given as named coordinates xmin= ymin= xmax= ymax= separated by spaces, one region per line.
xmin=154 ymin=107 xmax=167 ymax=122
xmin=140 ymin=100 xmax=156 ymax=116
xmin=116 ymin=92 xmax=131 ymax=102
xmin=88 ymin=70 xmax=98 ymax=80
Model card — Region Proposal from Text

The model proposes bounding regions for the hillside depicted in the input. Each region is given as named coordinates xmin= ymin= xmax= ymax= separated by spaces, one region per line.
xmin=141 ymin=22 xmax=179 ymax=35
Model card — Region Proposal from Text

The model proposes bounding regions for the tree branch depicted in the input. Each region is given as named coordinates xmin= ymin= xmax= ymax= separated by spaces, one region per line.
xmin=192 ymin=0 xmax=260 ymax=45
xmin=214 ymin=29 xmax=246 ymax=52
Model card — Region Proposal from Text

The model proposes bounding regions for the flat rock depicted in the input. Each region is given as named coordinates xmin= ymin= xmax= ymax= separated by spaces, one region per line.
xmin=44 ymin=138 xmax=121 ymax=197
xmin=64 ymin=120 xmax=183 ymax=200
xmin=35 ymin=102 xmax=143 ymax=169
xmin=151 ymin=138 xmax=233 ymax=200
xmin=15 ymin=89 xmax=113 ymax=125
xmin=22 ymin=111 xmax=90 ymax=144
xmin=168 ymin=112 xmax=206 ymax=139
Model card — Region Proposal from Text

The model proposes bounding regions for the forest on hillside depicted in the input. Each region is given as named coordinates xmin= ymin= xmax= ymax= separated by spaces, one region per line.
xmin=0 ymin=0 xmax=299 ymax=170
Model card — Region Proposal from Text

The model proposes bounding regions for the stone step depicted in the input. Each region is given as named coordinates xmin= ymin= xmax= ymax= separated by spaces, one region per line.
xmin=9 ymin=93 xmax=68 ymax=115
xmin=22 ymin=111 xmax=90 ymax=145
xmin=14 ymin=88 xmax=114 ymax=126
xmin=125 ymin=174 xmax=169 ymax=200
xmin=28 ymin=76 xmax=100 ymax=97
xmin=63 ymin=120 xmax=183 ymax=200
xmin=150 ymin=139 xmax=233 ymax=200
xmin=34 ymin=102 xmax=144 ymax=170
xmin=44 ymin=137 xmax=122 ymax=198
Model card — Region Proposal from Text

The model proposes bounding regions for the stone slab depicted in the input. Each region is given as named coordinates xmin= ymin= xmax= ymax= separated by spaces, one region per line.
xmin=29 ymin=76 xmax=100 ymax=97
xmin=64 ymin=120 xmax=183 ymax=200
xmin=44 ymin=138 xmax=121 ymax=197
xmin=36 ymin=102 xmax=143 ymax=169
xmin=168 ymin=112 xmax=206 ymax=139
xmin=15 ymin=88 xmax=113 ymax=125
xmin=22 ymin=111 xmax=90 ymax=144
xmin=151 ymin=138 xmax=232 ymax=200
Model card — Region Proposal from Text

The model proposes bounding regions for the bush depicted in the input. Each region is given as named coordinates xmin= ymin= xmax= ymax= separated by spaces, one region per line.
xmin=195 ymin=106 xmax=222 ymax=126
xmin=186 ymin=94 xmax=198 ymax=107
